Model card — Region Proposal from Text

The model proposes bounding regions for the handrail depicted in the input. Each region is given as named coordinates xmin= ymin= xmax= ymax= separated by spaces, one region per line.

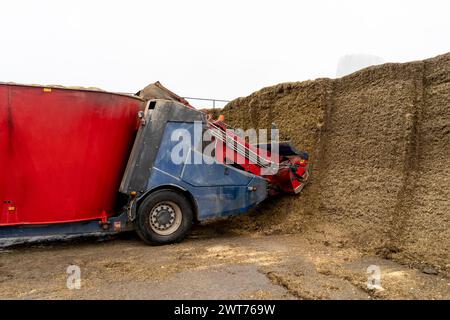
xmin=183 ymin=97 xmax=230 ymax=109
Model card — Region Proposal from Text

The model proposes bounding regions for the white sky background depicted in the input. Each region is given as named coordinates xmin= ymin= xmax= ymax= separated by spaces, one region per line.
xmin=1 ymin=0 xmax=449 ymax=106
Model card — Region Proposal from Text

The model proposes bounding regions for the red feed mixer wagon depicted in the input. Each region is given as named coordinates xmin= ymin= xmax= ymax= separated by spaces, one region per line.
xmin=0 ymin=82 xmax=310 ymax=245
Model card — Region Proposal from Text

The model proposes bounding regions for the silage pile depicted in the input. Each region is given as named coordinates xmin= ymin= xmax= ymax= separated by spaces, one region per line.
xmin=222 ymin=53 xmax=450 ymax=275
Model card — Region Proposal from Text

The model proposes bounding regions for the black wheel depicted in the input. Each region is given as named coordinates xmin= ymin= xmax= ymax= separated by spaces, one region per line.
xmin=135 ymin=189 xmax=193 ymax=245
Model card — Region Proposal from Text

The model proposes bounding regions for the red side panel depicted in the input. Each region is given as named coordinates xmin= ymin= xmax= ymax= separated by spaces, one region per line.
xmin=0 ymin=84 xmax=143 ymax=226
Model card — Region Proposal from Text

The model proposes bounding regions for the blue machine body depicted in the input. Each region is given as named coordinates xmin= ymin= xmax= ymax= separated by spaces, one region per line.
xmin=144 ymin=121 xmax=268 ymax=220
xmin=121 ymin=100 xmax=268 ymax=221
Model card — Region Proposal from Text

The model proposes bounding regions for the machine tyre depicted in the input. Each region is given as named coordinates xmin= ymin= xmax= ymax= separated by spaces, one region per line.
xmin=135 ymin=189 xmax=193 ymax=245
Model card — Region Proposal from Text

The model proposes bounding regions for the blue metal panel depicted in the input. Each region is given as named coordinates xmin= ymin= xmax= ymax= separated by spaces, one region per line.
xmin=146 ymin=121 xmax=268 ymax=220
xmin=151 ymin=122 xmax=195 ymax=179
xmin=181 ymin=158 xmax=253 ymax=187
xmin=0 ymin=213 xmax=131 ymax=245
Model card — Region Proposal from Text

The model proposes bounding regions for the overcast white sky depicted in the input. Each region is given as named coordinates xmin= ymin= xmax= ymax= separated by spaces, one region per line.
xmin=1 ymin=0 xmax=449 ymax=106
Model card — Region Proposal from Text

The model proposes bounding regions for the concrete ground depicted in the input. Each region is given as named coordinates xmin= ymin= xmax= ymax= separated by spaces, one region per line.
xmin=0 ymin=225 xmax=448 ymax=300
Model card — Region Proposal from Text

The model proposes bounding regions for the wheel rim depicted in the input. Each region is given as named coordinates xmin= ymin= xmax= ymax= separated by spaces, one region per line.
xmin=148 ymin=201 xmax=182 ymax=236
